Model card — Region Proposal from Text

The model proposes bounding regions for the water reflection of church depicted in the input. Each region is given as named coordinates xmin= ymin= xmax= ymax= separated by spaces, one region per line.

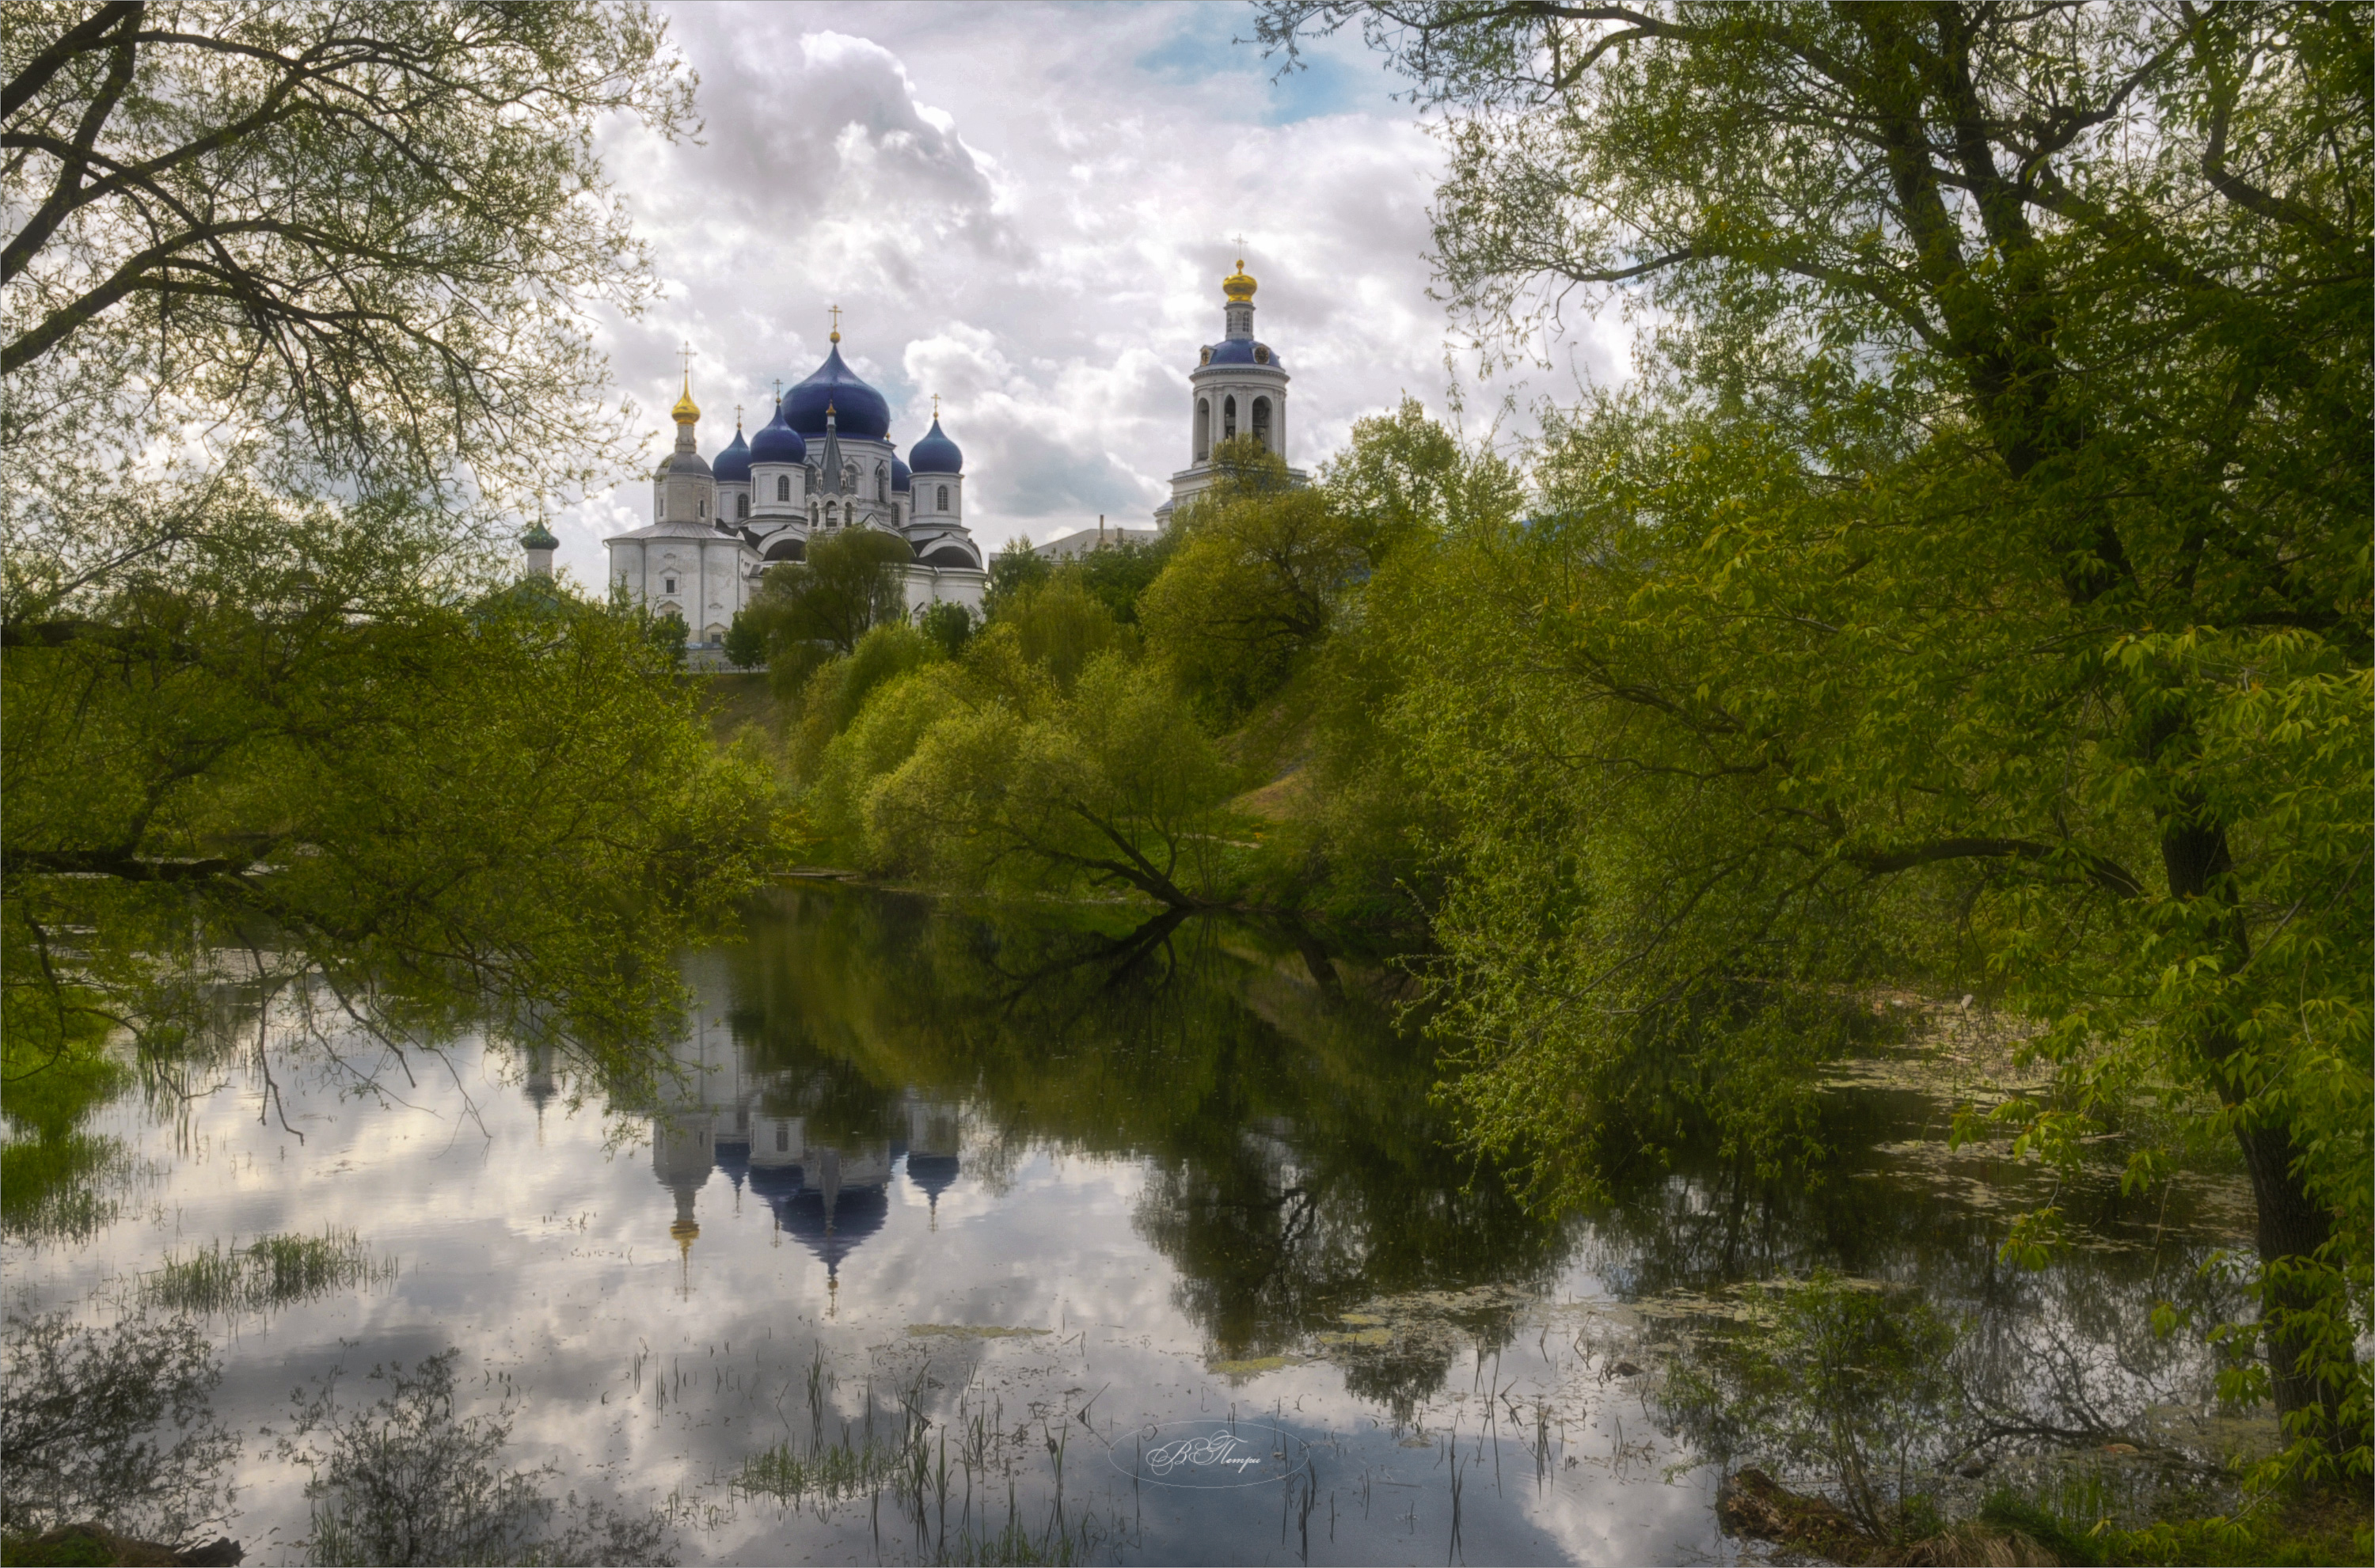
xmin=595 ymin=957 xmax=962 ymax=1293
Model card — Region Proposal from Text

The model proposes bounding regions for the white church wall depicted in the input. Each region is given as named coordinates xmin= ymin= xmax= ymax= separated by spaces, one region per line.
xmin=899 ymin=564 xmax=984 ymax=621
xmin=610 ymin=540 xmax=644 ymax=601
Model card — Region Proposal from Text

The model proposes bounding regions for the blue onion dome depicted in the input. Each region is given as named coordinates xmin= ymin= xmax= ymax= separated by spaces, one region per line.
xmin=712 ymin=425 xmax=751 ymax=483
xmin=891 ymin=457 xmax=912 ymax=493
xmin=906 ymin=1152 xmax=959 ymax=1203
xmin=908 ymin=416 xmax=962 ymax=474
xmin=1201 ymin=339 xmax=1280 ymax=368
xmin=785 ymin=345 xmax=891 ymax=439
xmin=749 ymin=397 xmax=807 ymax=465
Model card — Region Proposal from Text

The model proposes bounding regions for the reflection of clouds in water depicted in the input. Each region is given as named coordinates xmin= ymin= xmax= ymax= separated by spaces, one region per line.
xmin=2 ymin=898 xmax=2259 ymax=1565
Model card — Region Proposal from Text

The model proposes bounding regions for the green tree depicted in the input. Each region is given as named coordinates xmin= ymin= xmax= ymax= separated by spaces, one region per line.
xmin=1269 ymin=401 xmax=1522 ymax=926
xmin=1064 ymin=532 xmax=1178 ymax=626
xmin=917 ymin=598 xmax=974 ymax=659
xmin=723 ymin=607 xmax=767 ymax=670
xmin=3 ymin=514 xmax=776 ymax=1084
xmin=1260 ymin=0 xmax=2370 ymax=1457
xmin=2 ymin=5 xmax=771 ymax=1104
xmin=980 ymin=536 xmax=1051 ymax=621
xmin=788 ymin=620 xmax=944 ymax=783
xmin=3 ymin=0 xmax=694 ymax=593
xmin=743 ymin=529 xmax=914 ymax=691
xmin=866 ymin=653 xmax=1234 ymax=908
xmin=1139 ymin=440 xmax=1369 ymax=720
xmin=995 ymin=576 xmax=1127 ymax=694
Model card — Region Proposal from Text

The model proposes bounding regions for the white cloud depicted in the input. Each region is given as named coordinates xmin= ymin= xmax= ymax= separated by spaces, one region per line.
xmin=548 ymin=0 xmax=1624 ymax=580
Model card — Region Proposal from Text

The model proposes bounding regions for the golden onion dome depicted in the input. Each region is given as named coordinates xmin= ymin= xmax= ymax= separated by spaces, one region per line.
xmin=671 ymin=370 xmax=700 ymax=424
xmin=1222 ymin=257 xmax=1257 ymax=303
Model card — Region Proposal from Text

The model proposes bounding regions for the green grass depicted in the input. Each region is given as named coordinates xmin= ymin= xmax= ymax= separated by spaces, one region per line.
xmin=147 ymin=1228 xmax=397 ymax=1316
xmin=0 ymin=1527 xmax=117 ymax=1566
xmin=0 ymin=1133 xmax=126 ymax=1245
xmin=734 ymin=1436 xmax=906 ymax=1505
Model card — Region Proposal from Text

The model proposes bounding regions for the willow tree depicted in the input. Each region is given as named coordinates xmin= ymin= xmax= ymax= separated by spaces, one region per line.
xmin=2 ymin=6 xmax=770 ymax=1120
xmin=1260 ymin=1 xmax=2369 ymax=1460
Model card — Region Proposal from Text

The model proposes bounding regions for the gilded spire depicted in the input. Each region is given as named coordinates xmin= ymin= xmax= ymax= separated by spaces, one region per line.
xmin=1223 ymin=253 xmax=1256 ymax=303
xmin=671 ymin=341 xmax=700 ymax=422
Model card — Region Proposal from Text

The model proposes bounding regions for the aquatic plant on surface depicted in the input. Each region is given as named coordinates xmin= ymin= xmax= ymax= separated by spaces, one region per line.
xmin=146 ymin=1228 xmax=397 ymax=1318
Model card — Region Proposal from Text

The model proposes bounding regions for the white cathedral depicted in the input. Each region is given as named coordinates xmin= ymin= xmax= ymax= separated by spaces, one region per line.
xmin=580 ymin=258 xmax=1302 ymax=644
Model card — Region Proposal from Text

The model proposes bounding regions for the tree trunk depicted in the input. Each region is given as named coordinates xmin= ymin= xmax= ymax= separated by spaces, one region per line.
xmin=2160 ymin=808 xmax=2343 ymax=1430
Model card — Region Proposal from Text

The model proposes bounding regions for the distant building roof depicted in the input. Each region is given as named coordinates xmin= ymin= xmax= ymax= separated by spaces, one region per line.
xmin=1032 ymin=523 xmax=1162 ymax=560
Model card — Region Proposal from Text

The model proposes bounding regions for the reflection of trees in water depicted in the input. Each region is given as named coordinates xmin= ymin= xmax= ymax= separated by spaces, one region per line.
xmin=1585 ymin=1114 xmax=2249 ymax=1445
xmin=687 ymin=890 xmax=2243 ymax=1440
xmin=718 ymin=890 xmax=1568 ymax=1412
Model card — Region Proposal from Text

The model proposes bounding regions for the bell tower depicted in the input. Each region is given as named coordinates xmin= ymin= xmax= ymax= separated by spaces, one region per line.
xmin=1157 ymin=252 xmax=1306 ymax=526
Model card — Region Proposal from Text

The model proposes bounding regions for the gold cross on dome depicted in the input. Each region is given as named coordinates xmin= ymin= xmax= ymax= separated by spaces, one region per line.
xmin=678 ymin=340 xmax=695 ymax=378
xmin=735 ymin=402 xmax=743 ymax=427
xmin=932 ymin=393 xmax=940 ymax=420
xmin=828 ymin=304 xmax=842 ymax=343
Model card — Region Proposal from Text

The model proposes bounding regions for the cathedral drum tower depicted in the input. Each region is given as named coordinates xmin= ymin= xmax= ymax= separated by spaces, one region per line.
xmin=1157 ymin=255 xmax=1309 ymax=526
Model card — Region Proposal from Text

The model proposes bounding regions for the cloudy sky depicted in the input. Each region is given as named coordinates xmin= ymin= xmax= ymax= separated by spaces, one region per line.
xmin=550 ymin=0 xmax=1627 ymax=581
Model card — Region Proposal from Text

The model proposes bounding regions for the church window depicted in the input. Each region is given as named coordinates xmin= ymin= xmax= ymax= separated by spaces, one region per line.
xmin=937 ymin=484 xmax=949 ymax=511
xmin=1195 ymin=399 xmax=1210 ymax=461
xmin=1223 ymin=395 xmax=1237 ymax=441
xmin=663 ymin=575 xmax=677 ymax=594
xmin=697 ymin=495 xmax=705 ymax=518
xmin=775 ymin=1125 xmax=787 ymax=1152
xmin=1252 ymin=397 xmax=1271 ymax=451
xmin=776 ymin=474 xmax=789 ymax=502
xmin=737 ymin=493 xmax=749 ymax=518
xmin=877 ymin=464 xmax=888 ymax=501
xmin=825 ymin=503 xmax=837 ymax=528
xmin=1255 ymin=344 xmax=1270 ymax=364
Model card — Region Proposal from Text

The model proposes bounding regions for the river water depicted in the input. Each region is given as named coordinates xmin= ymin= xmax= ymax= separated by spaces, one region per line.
xmin=5 ymin=888 xmax=2262 ymax=1565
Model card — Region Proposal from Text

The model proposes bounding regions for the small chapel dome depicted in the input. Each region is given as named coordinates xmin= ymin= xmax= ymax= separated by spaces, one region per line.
xmin=750 ymin=398 xmax=808 ymax=465
xmin=666 ymin=448 xmax=712 ymax=476
xmin=785 ymin=345 xmax=891 ymax=440
xmin=891 ymin=457 xmax=912 ymax=494
xmin=712 ymin=425 xmax=751 ymax=483
xmin=908 ymin=417 xmax=962 ymax=475
xmin=1222 ymin=257 xmax=1258 ymax=303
